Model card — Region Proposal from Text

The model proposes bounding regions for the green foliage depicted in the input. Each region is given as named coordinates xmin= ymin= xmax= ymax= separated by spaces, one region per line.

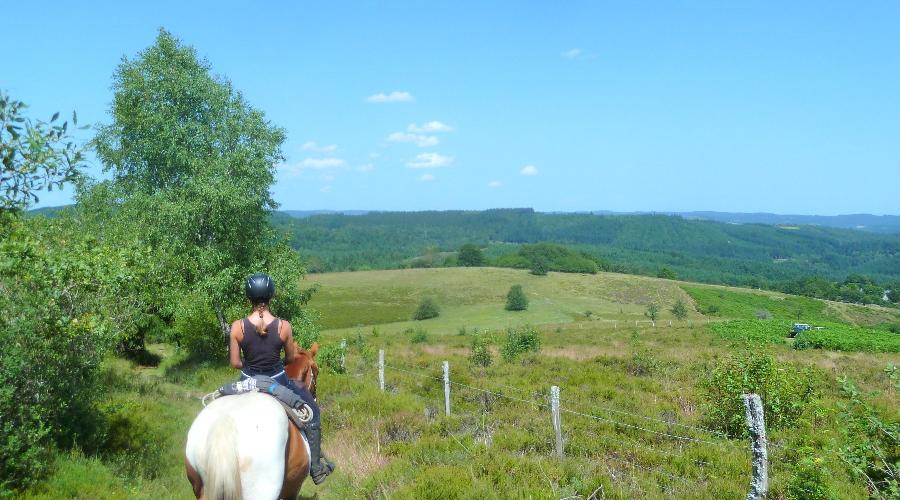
xmin=786 ymin=450 xmax=835 ymax=500
xmin=409 ymin=327 xmax=429 ymax=344
xmin=413 ymin=298 xmax=440 ymax=321
xmin=289 ymin=307 xmax=322 ymax=350
xmin=500 ymin=325 xmax=541 ymax=362
xmin=505 ymin=284 xmax=528 ymax=311
xmin=457 ymin=243 xmax=485 ymax=267
xmin=86 ymin=29 xmax=308 ymax=357
xmin=470 ymin=336 xmax=493 ymax=367
xmin=0 ymin=216 xmax=111 ymax=491
xmin=317 ymin=343 xmax=346 ymax=374
xmin=794 ymin=325 xmax=900 ymax=353
xmin=683 ymin=286 xmax=830 ymax=323
xmin=529 ymin=258 xmax=548 ymax=276
xmin=710 ymin=319 xmax=900 ymax=353
xmin=272 ymin=209 xmax=900 ymax=300
xmin=837 ymin=377 xmax=899 ymax=498
xmin=657 ymin=266 xmax=676 ymax=280
xmin=670 ymin=299 xmax=688 ymax=319
xmin=699 ymin=351 xmax=818 ymax=438
xmin=1 ymin=91 xmax=87 ymax=212
xmin=645 ymin=303 xmax=659 ymax=321
xmin=626 ymin=350 xmax=660 ymax=376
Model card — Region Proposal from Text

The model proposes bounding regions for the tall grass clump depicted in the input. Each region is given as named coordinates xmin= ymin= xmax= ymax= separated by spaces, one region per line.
xmin=470 ymin=336 xmax=493 ymax=367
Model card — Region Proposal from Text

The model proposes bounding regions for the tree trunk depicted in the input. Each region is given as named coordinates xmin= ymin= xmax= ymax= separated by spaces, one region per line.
xmin=216 ymin=305 xmax=229 ymax=345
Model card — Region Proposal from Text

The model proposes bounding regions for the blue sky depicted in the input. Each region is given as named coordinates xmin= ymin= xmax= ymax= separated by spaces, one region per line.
xmin=4 ymin=1 xmax=898 ymax=214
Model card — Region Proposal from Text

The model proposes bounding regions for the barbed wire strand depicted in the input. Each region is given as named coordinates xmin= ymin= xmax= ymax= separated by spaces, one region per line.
xmin=382 ymin=357 xmax=740 ymax=443
xmin=561 ymin=407 xmax=743 ymax=451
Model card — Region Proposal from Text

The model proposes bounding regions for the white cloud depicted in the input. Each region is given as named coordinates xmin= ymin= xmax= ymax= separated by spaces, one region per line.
xmin=319 ymin=185 xmax=332 ymax=193
xmin=406 ymin=153 xmax=453 ymax=169
xmin=561 ymin=48 xmax=582 ymax=59
xmin=418 ymin=174 xmax=435 ymax=182
xmin=319 ymin=173 xmax=335 ymax=182
xmin=295 ymin=157 xmax=346 ymax=170
xmin=388 ymin=132 xmax=439 ymax=148
xmin=408 ymin=121 xmax=454 ymax=133
xmin=488 ymin=180 xmax=502 ymax=188
xmin=301 ymin=141 xmax=337 ymax=153
xmin=356 ymin=163 xmax=375 ymax=172
xmin=366 ymin=91 xmax=415 ymax=103
xmin=520 ymin=164 xmax=538 ymax=176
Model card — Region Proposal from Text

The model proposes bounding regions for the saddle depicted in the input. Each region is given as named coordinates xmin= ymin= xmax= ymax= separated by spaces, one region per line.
xmin=205 ymin=375 xmax=313 ymax=431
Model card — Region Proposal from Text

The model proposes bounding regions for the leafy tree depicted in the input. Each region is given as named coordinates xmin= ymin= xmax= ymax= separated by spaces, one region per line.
xmin=505 ymin=284 xmax=528 ymax=311
xmin=458 ymin=243 xmax=485 ymax=267
xmin=89 ymin=29 xmax=308 ymax=355
xmin=670 ymin=299 xmax=688 ymax=320
xmin=1 ymin=91 xmax=87 ymax=213
xmin=645 ymin=303 xmax=659 ymax=321
xmin=413 ymin=298 xmax=440 ymax=320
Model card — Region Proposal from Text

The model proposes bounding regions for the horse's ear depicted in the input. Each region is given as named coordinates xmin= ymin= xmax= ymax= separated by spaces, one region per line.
xmin=309 ymin=342 xmax=319 ymax=357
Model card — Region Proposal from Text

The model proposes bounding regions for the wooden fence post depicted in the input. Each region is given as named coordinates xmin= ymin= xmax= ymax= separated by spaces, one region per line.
xmin=551 ymin=385 xmax=563 ymax=458
xmin=743 ymin=394 xmax=768 ymax=500
xmin=340 ymin=338 xmax=347 ymax=371
xmin=442 ymin=361 xmax=451 ymax=416
xmin=378 ymin=349 xmax=385 ymax=392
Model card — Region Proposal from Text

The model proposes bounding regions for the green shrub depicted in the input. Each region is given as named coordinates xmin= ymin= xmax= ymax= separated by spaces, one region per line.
xmin=501 ymin=326 xmax=541 ymax=362
xmin=529 ymin=259 xmax=548 ymax=276
xmin=699 ymin=351 xmax=818 ymax=438
xmin=470 ymin=337 xmax=493 ymax=367
xmin=626 ymin=350 xmax=659 ymax=376
xmin=410 ymin=328 xmax=429 ymax=344
xmin=786 ymin=450 xmax=835 ymax=500
xmin=794 ymin=325 xmax=900 ymax=353
xmin=317 ymin=343 xmax=346 ymax=374
xmin=413 ymin=298 xmax=440 ymax=320
xmin=505 ymin=285 xmax=528 ymax=311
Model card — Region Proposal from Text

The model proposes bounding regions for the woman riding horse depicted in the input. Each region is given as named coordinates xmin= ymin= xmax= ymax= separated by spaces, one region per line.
xmin=230 ymin=273 xmax=335 ymax=484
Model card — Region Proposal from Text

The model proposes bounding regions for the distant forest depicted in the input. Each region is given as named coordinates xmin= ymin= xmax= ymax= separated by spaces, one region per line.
xmin=272 ymin=209 xmax=900 ymax=306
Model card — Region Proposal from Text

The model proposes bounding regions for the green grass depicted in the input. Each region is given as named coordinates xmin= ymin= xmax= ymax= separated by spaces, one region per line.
xmin=23 ymin=269 xmax=900 ymax=498
xmin=308 ymin=267 xmax=700 ymax=333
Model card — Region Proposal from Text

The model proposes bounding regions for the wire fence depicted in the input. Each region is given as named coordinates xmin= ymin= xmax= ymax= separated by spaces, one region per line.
xmin=328 ymin=341 xmax=838 ymax=499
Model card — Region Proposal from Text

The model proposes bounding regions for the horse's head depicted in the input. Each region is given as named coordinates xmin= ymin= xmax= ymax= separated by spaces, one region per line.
xmin=285 ymin=342 xmax=319 ymax=399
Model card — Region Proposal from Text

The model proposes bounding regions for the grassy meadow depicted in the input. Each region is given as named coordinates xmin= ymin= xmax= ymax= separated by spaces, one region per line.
xmin=24 ymin=267 xmax=899 ymax=499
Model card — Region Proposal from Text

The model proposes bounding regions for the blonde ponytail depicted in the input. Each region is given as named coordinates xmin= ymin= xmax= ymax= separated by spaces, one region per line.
xmin=255 ymin=303 xmax=268 ymax=336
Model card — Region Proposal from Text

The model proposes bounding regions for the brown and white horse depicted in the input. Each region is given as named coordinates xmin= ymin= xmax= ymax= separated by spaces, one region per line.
xmin=185 ymin=343 xmax=320 ymax=500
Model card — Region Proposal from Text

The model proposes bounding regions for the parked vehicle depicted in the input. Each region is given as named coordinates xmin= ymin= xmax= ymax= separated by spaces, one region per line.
xmin=789 ymin=323 xmax=812 ymax=338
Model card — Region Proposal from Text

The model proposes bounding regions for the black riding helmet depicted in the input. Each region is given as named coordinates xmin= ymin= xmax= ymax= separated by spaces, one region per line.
xmin=245 ymin=273 xmax=275 ymax=303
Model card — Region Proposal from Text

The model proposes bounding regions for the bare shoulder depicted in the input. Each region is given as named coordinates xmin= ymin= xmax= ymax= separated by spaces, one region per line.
xmin=230 ymin=319 xmax=245 ymax=339
xmin=280 ymin=319 xmax=294 ymax=338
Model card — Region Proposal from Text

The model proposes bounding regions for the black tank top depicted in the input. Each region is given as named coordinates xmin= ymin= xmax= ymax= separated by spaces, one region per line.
xmin=239 ymin=318 xmax=284 ymax=375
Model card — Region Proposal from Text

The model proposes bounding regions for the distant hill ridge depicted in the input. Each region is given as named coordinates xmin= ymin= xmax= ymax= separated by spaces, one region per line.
xmin=282 ymin=209 xmax=900 ymax=234
xmin=270 ymin=209 xmax=900 ymax=287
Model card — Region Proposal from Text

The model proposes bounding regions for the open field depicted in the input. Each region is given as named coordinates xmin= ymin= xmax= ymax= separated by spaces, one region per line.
xmin=24 ymin=268 xmax=899 ymax=498
xmin=307 ymin=267 xmax=703 ymax=333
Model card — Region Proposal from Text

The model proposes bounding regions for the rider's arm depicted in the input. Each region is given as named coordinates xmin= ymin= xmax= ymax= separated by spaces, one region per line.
xmin=282 ymin=321 xmax=297 ymax=364
xmin=229 ymin=320 xmax=243 ymax=369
